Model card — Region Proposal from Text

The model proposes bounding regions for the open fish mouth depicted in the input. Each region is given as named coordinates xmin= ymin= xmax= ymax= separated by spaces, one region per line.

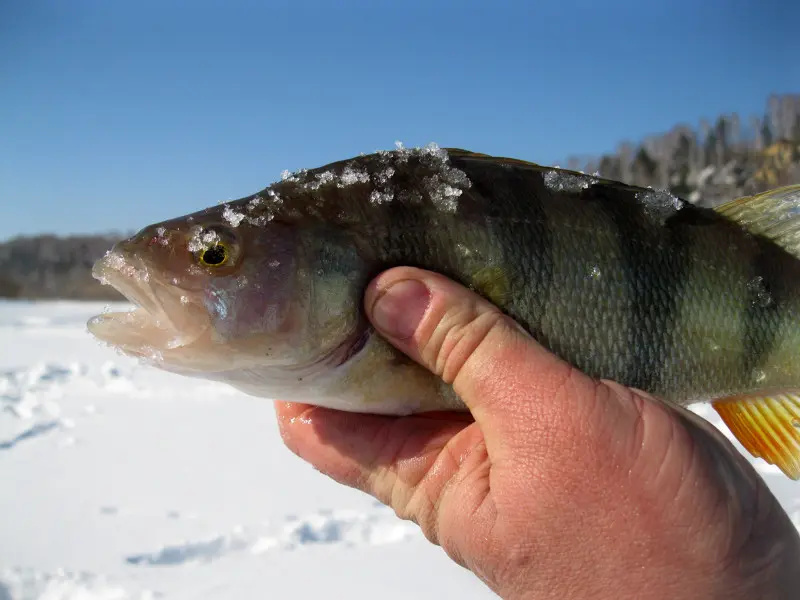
xmin=86 ymin=249 xmax=210 ymax=358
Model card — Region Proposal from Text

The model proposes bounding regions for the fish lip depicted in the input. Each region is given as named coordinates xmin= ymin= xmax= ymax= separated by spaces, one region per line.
xmin=88 ymin=246 xmax=210 ymax=351
xmin=92 ymin=248 xmax=163 ymax=320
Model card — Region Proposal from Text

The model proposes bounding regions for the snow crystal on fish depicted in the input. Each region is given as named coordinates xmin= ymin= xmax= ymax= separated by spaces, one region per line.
xmin=338 ymin=165 xmax=371 ymax=187
xmin=265 ymin=190 xmax=284 ymax=210
xmin=154 ymin=227 xmax=170 ymax=246
xmin=246 ymin=190 xmax=283 ymax=225
xmin=222 ymin=205 xmax=247 ymax=227
xmin=187 ymin=228 xmax=221 ymax=253
xmin=281 ymin=167 xmax=309 ymax=183
xmin=390 ymin=146 xmax=411 ymax=164
xmin=247 ymin=215 xmax=269 ymax=226
xmin=419 ymin=142 xmax=448 ymax=163
xmin=369 ymin=190 xmax=394 ymax=205
xmin=747 ymin=276 xmax=773 ymax=307
xmin=375 ymin=166 xmax=395 ymax=185
xmin=384 ymin=141 xmax=449 ymax=170
xmin=423 ymin=174 xmax=463 ymax=213
xmin=637 ymin=188 xmax=684 ymax=225
xmin=304 ymin=171 xmax=336 ymax=191
xmin=102 ymin=251 xmax=150 ymax=283
xmin=543 ymin=170 xmax=597 ymax=193
xmin=405 ymin=143 xmax=471 ymax=212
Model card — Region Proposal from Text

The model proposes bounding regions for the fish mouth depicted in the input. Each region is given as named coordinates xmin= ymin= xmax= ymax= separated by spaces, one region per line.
xmin=86 ymin=247 xmax=211 ymax=360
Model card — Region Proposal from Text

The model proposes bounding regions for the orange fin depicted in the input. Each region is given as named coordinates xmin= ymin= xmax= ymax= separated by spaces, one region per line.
xmin=712 ymin=392 xmax=800 ymax=480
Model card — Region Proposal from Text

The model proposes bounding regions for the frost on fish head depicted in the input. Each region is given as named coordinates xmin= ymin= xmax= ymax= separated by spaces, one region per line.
xmin=87 ymin=202 xmax=330 ymax=375
xmin=87 ymin=145 xmax=472 ymax=415
xmin=85 ymin=195 xmax=443 ymax=414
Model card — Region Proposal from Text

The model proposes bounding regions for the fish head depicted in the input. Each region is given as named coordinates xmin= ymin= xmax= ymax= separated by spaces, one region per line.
xmin=87 ymin=201 xmax=361 ymax=379
xmin=87 ymin=147 xmax=472 ymax=414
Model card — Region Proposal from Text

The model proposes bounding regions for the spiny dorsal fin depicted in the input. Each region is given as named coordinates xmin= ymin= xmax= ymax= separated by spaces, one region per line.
xmin=444 ymin=148 xmax=557 ymax=171
xmin=714 ymin=184 xmax=800 ymax=260
xmin=443 ymin=148 xmax=632 ymax=190
xmin=712 ymin=391 xmax=800 ymax=480
xmin=444 ymin=148 xmax=494 ymax=159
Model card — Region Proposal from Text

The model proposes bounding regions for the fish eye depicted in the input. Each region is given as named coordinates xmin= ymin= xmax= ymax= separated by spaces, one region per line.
xmin=199 ymin=243 xmax=229 ymax=267
xmin=189 ymin=225 xmax=241 ymax=269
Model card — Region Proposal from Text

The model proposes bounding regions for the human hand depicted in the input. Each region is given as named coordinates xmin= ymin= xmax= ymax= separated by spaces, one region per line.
xmin=275 ymin=267 xmax=800 ymax=599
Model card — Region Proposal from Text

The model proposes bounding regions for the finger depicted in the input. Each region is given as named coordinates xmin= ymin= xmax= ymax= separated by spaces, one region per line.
xmin=274 ymin=401 xmax=373 ymax=487
xmin=364 ymin=267 xmax=596 ymax=456
xmin=273 ymin=400 xmax=479 ymax=527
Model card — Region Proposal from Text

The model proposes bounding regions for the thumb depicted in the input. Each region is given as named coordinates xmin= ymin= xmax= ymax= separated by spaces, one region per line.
xmin=364 ymin=266 xmax=586 ymax=450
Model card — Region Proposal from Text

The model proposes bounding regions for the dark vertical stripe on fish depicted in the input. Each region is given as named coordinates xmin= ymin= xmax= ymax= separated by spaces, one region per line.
xmin=742 ymin=234 xmax=787 ymax=381
xmin=371 ymin=157 xmax=441 ymax=271
xmin=515 ymin=168 xmax=555 ymax=339
xmin=459 ymin=160 xmax=555 ymax=338
xmin=590 ymin=184 xmax=692 ymax=392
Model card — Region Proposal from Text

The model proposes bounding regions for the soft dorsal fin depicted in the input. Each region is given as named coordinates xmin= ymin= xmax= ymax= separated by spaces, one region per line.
xmin=714 ymin=184 xmax=800 ymax=260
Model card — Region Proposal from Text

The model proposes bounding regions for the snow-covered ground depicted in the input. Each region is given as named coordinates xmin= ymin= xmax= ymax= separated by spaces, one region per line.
xmin=1 ymin=301 xmax=798 ymax=599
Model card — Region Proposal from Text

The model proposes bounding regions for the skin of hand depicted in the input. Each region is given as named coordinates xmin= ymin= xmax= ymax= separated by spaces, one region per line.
xmin=274 ymin=267 xmax=800 ymax=600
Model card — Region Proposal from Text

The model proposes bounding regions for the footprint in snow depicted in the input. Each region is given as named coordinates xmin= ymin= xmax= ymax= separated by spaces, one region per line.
xmin=125 ymin=508 xmax=421 ymax=567
xmin=0 ymin=421 xmax=61 ymax=451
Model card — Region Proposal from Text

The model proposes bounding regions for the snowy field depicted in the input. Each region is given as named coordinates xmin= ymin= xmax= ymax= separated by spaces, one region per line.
xmin=1 ymin=301 xmax=798 ymax=600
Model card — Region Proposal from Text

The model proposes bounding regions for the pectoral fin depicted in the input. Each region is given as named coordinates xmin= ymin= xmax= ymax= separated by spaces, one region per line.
xmin=711 ymin=392 xmax=800 ymax=480
xmin=471 ymin=266 xmax=511 ymax=306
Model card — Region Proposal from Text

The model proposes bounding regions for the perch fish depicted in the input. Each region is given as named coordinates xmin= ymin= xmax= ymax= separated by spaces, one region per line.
xmin=87 ymin=145 xmax=800 ymax=479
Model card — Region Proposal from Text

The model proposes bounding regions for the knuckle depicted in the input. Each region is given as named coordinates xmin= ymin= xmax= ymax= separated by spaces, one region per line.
xmin=419 ymin=299 xmax=508 ymax=386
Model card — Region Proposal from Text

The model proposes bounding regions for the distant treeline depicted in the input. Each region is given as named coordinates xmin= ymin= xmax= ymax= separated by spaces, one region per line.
xmin=0 ymin=234 xmax=124 ymax=300
xmin=560 ymin=93 xmax=800 ymax=207
xmin=3 ymin=93 xmax=799 ymax=300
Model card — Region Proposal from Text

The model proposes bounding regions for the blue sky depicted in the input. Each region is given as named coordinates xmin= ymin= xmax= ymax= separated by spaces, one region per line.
xmin=1 ymin=0 xmax=796 ymax=239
